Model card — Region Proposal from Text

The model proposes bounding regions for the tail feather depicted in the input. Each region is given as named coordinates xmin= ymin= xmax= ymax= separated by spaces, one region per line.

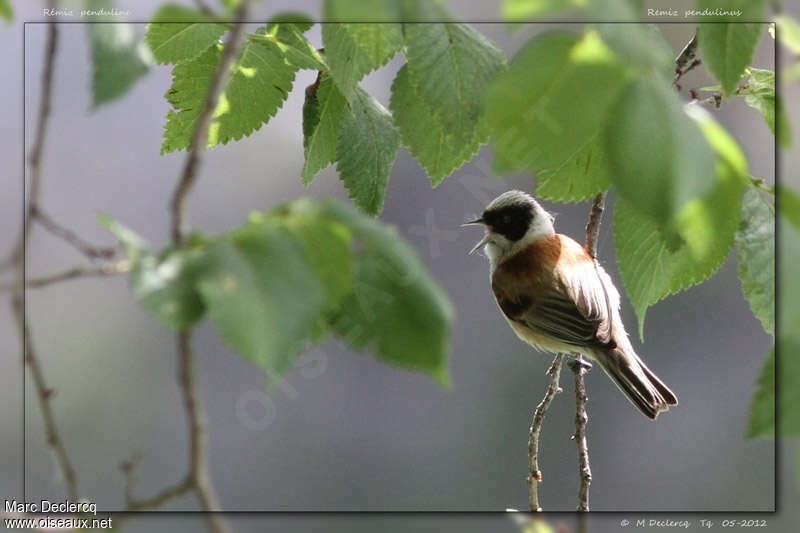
xmin=595 ymin=348 xmax=678 ymax=420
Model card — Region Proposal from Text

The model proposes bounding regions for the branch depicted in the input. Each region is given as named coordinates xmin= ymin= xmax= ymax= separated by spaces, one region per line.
xmin=12 ymin=295 xmax=78 ymax=502
xmin=568 ymin=357 xmax=593 ymax=512
xmin=128 ymin=4 xmax=250 ymax=532
xmin=527 ymin=353 xmax=564 ymax=511
xmin=5 ymin=8 xmax=80 ymax=502
xmin=0 ymin=261 xmax=131 ymax=292
xmin=32 ymin=206 xmax=118 ymax=260
xmin=169 ymin=1 xmax=248 ymax=245
xmin=584 ymin=193 xmax=606 ymax=260
xmin=568 ymin=191 xmax=607 ymax=512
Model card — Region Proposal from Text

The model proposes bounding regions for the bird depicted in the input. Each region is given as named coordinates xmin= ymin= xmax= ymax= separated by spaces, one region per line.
xmin=464 ymin=190 xmax=677 ymax=419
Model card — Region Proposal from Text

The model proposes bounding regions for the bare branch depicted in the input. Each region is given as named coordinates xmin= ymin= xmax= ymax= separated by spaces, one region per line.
xmin=527 ymin=353 xmax=564 ymax=511
xmin=584 ymin=193 xmax=606 ymax=260
xmin=122 ymin=452 xmax=193 ymax=512
xmin=12 ymin=294 xmax=78 ymax=502
xmin=565 ymin=191 xmax=608 ymax=512
xmin=169 ymin=1 xmax=249 ymax=245
xmin=568 ymin=357 xmax=593 ymax=511
xmin=177 ymin=331 xmax=230 ymax=533
xmin=32 ymin=206 xmax=118 ymax=260
xmin=0 ymin=261 xmax=131 ymax=292
xmin=4 ymin=9 xmax=81 ymax=502
xmin=131 ymin=5 xmax=250 ymax=531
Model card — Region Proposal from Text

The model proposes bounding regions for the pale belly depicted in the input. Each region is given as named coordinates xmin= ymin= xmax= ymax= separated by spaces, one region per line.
xmin=506 ymin=317 xmax=596 ymax=361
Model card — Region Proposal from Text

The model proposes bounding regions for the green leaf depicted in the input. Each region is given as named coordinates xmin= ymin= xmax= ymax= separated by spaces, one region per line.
xmin=162 ymin=37 xmax=297 ymax=153
xmin=778 ymin=185 xmax=800 ymax=229
xmin=594 ymin=23 xmax=673 ymax=80
xmin=614 ymin=166 xmax=744 ymax=339
xmin=606 ymin=78 xmax=716 ymax=226
xmin=195 ymin=225 xmax=328 ymax=378
xmin=321 ymin=201 xmax=454 ymax=385
xmin=301 ymin=74 xmax=347 ymax=185
xmin=775 ymin=14 xmax=800 ymax=55
xmin=336 ymin=89 xmax=400 ymax=216
xmin=321 ymin=2 xmax=403 ymax=98
xmin=737 ymin=68 xmax=791 ymax=148
xmin=404 ymin=6 xmax=506 ymax=148
xmin=534 ymin=132 xmax=611 ymax=202
xmin=99 ymin=214 xmax=205 ymax=330
xmin=145 ymin=4 xmax=228 ymax=65
xmin=389 ymin=65 xmax=485 ymax=186
xmin=735 ymin=188 xmax=775 ymax=335
xmin=88 ymin=21 xmax=152 ymax=109
xmin=697 ymin=0 xmax=764 ymax=97
xmin=263 ymin=17 xmax=325 ymax=71
xmin=746 ymin=348 xmax=774 ymax=438
xmin=0 ymin=0 xmax=13 ymax=22
xmin=487 ymin=31 xmax=631 ymax=175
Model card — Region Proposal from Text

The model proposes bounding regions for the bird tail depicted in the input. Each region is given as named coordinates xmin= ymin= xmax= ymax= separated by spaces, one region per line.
xmin=594 ymin=347 xmax=678 ymax=419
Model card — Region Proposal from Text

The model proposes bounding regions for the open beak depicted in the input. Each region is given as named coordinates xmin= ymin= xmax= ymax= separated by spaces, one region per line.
xmin=468 ymin=234 xmax=491 ymax=255
xmin=461 ymin=217 xmax=489 ymax=255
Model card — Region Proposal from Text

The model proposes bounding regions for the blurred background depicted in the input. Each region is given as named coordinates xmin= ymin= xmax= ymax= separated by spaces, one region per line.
xmin=1 ymin=0 xmax=796 ymax=532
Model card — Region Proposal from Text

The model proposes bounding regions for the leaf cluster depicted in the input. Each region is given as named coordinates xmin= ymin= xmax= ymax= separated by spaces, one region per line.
xmin=101 ymin=199 xmax=453 ymax=385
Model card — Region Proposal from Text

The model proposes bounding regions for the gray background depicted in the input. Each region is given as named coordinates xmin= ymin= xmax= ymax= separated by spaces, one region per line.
xmin=1 ymin=0 xmax=798 ymax=531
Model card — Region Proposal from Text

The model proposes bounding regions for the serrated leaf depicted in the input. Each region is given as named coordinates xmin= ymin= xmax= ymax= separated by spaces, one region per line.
xmin=487 ymin=31 xmax=631 ymax=175
xmin=746 ymin=347 xmax=774 ymax=438
xmin=405 ymin=5 xmax=505 ymax=148
xmin=0 ymin=0 xmax=13 ymax=22
xmin=321 ymin=200 xmax=453 ymax=385
xmin=614 ymin=166 xmax=744 ymax=339
xmin=196 ymin=225 xmax=329 ymax=379
xmin=336 ymin=89 xmax=400 ymax=216
xmin=697 ymin=0 xmax=765 ymax=97
xmin=738 ymin=68 xmax=791 ymax=148
xmin=145 ymin=3 xmax=227 ymax=65
xmin=534 ymin=132 xmax=611 ymax=202
xmin=735 ymin=188 xmax=775 ymax=335
xmin=162 ymin=37 xmax=297 ymax=153
xmin=389 ymin=65 xmax=485 ymax=186
xmin=88 ymin=21 xmax=152 ymax=109
xmin=263 ymin=18 xmax=325 ymax=71
xmin=301 ymin=74 xmax=347 ymax=185
xmin=321 ymin=12 xmax=403 ymax=98
xmin=606 ymin=78 xmax=716 ymax=226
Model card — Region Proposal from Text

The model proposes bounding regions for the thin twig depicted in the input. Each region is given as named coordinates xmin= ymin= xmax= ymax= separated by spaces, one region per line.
xmin=144 ymin=4 xmax=249 ymax=531
xmin=584 ymin=193 xmax=606 ymax=260
xmin=0 ymin=261 xmax=131 ymax=292
xmin=527 ymin=353 xmax=564 ymax=511
xmin=170 ymin=2 xmax=248 ymax=245
xmin=7 ymin=8 xmax=80 ymax=502
xmin=565 ymin=191 xmax=608 ymax=512
xmin=12 ymin=294 xmax=78 ymax=502
xmin=568 ymin=357 xmax=593 ymax=512
xmin=32 ymin=206 xmax=118 ymax=260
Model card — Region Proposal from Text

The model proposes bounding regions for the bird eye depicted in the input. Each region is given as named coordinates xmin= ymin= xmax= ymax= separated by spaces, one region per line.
xmin=502 ymin=214 xmax=511 ymax=224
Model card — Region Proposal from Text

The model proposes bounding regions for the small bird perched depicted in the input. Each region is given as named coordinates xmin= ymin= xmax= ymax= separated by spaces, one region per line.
xmin=464 ymin=190 xmax=677 ymax=419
